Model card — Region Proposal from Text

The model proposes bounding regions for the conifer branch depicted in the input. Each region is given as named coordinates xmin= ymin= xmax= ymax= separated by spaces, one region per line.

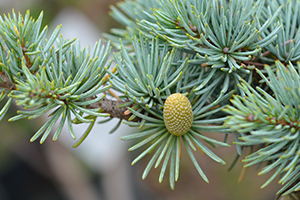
xmin=2 ymin=0 xmax=300 ymax=197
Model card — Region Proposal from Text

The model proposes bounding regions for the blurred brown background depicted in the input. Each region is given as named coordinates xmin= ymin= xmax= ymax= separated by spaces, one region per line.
xmin=0 ymin=0 xmax=281 ymax=200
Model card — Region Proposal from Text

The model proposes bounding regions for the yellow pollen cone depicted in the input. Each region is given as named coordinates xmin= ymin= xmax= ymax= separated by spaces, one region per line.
xmin=163 ymin=93 xmax=193 ymax=136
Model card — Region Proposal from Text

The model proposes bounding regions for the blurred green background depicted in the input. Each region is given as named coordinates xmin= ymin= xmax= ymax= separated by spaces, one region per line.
xmin=0 ymin=0 xmax=282 ymax=200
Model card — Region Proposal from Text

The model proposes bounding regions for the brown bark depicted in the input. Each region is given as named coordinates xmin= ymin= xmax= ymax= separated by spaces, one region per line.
xmin=0 ymin=73 xmax=16 ymax=90
xmin=87 ymin=97 xmax=140 ymax=122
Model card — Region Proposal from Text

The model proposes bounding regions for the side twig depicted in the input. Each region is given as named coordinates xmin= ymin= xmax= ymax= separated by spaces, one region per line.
xmin=87 ymin=97 xmax=140 ymax=122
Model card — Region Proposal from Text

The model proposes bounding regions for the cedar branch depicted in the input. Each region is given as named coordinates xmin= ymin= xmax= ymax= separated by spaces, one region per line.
xmin=0 ymin=74 xmax=140 ymax=122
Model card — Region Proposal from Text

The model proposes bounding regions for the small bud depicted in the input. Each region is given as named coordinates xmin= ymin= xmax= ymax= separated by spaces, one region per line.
xmin=223 ymin=47 xmax=230 ymax=54
xmin=190 ymin=25 xmax=198 ymax=33
xmin=246 ymin=114 xmax=255 ymax=122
